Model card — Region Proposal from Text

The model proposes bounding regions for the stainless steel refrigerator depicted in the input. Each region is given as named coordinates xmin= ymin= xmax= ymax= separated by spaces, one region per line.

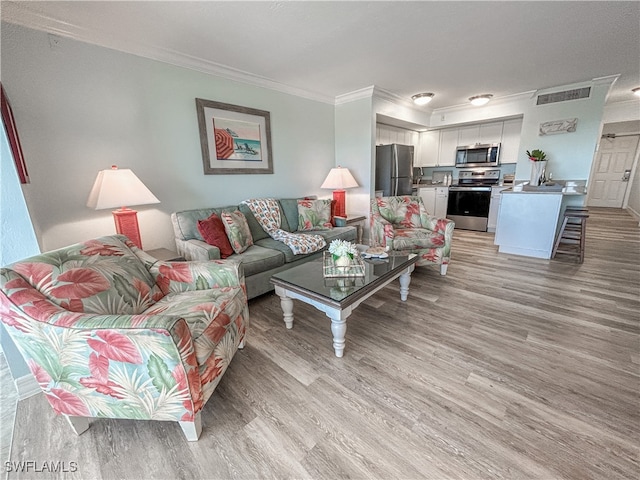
xmin=375 ymin=144 xmax=414 ymax=196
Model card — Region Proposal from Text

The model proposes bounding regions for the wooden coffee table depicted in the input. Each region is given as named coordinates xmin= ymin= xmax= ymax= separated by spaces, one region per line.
xmin=270 ymin=253 xmax=418 ymax=357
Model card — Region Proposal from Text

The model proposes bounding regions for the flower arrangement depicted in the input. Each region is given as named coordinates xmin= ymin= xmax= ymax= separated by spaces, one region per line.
xmin=526 ymin=149 xmax=547 ymax=162
xmin=328 ymin=239 xmax=358 ymax=260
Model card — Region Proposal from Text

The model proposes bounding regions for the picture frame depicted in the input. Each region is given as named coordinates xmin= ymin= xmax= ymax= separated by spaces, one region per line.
xmin=1 ymin=83 xmax=29 ymax=184
xmin=539 ymin=118 xmax=578 ymax=136
xmin=196 ymin=98 xmax=273 ymax=175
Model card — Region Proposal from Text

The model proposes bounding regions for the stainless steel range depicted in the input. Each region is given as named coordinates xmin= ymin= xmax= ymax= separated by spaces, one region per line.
xmin=447 ymin=169 xmax=500 ymax=232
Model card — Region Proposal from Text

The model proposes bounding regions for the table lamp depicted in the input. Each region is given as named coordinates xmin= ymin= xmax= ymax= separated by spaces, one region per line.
xmin=320 ymin=166 xmax=359 ymax=218
xmin=87 ymin=165 xmax=160 ymax=249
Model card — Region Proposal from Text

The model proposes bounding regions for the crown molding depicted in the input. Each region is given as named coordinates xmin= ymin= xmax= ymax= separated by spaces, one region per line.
xmin=431 ymin=90 xmax=535 ymax=115
xmin=372 ymin=86 xmax=415 ymax=108
xmin=1 ymin=8 xmax=336 ymax=105
xmin=334 ymin=86 xmax=375 ymax=105
xmin=592 ymin=75 xmax=619 ymax=87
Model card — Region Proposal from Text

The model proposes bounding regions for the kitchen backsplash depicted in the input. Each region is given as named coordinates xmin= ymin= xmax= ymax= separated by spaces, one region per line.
xmin=415 ymin=164 xmax=517 ymax=184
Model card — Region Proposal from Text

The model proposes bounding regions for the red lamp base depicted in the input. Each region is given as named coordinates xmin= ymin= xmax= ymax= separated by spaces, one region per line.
xmin=112 ymin=207 xmax=143 ymax=249
xmin=332 ymin=189 xmax=346 ymax=218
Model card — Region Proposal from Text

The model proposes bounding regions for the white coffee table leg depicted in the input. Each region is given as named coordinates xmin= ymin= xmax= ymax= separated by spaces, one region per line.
xmin=276 ymin=290 xmax=294 ymax=329
xmin=326 ymin=311 xmax=347 ymax=358
xmin=399 ymin=271 xmax=412 ymax=301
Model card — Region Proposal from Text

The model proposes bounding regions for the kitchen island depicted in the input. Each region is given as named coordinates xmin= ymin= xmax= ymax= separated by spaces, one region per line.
xmin=494 ymin=184 xmax=586 ymax=259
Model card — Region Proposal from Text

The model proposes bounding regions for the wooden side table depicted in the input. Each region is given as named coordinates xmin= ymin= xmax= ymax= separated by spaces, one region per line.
xmin=145 ymin=248 xmax=185 ymax=262
xmin=345 ymin=214 xmax=366 ymax=244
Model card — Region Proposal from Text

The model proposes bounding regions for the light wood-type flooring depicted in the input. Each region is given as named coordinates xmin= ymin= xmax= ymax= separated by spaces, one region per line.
xmin=4 ymin=207 xmax=639 ymax=479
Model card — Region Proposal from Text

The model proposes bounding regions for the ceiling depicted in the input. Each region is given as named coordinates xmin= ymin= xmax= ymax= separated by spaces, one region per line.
xmin=2 ymin=1 xmax=639 ymax=110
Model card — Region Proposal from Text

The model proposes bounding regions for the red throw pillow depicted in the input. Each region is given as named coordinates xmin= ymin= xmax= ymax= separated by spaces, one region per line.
xmin=197 ymin=213 xmax=234 ymax=259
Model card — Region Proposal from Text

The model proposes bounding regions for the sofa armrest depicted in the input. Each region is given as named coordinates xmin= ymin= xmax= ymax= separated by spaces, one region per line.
xmin=421 ymin=213 xmax=455 ymax=238
xmin=150 ymin=259 xmax=246 ymax=296
xmin=175 ymin=238 xmax=221 ymax=262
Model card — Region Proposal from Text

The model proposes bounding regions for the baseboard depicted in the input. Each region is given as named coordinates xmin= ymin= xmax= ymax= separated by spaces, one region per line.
xmin=625 ymin=206 xmax=640 ymax=223
xmin=15 ymin=373 xmax=40 ymax=400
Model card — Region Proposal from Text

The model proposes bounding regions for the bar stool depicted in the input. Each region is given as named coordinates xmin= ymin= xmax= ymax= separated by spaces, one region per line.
xmin=552 ymin=207 xmax=589 ymax=263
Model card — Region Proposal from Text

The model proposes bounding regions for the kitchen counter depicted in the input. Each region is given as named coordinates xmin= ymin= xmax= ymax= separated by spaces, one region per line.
xmin=504 ymin=180 xmax=587 ymax=196
xmin=413 ymin=182 xmax=447 ymax=188
xmin=494 ymin=187 xmax=586 ymax=259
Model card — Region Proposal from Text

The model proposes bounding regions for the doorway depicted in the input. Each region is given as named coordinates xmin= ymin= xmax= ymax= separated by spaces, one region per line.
xmin=587 ymin=133 xmax=639 ymax=208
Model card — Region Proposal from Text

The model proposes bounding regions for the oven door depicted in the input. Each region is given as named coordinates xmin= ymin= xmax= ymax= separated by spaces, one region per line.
xmin=447 ymin=186 xmax=492 ymax=231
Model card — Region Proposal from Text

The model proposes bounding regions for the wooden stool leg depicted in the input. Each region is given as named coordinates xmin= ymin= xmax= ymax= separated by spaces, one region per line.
xmin=579 ymin=219 xmax=586 ymax=263
xmin=552 ymin=217 xmax=569 ymax=259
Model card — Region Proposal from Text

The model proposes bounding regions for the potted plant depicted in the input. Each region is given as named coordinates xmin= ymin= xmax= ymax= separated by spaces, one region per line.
xmin=526 ymin=149 xmax=547 ymax=185
xmin=329 ymin=239 xmax=358 ymax=266
xmin=526 ymin=149 xmax=547 ymax=162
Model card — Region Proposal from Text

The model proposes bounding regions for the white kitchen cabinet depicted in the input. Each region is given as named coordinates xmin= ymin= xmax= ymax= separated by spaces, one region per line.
xmin=438 ymin=129 xmax=459 ymax=166
xmin=457 ymin=125 xmax=479 ymax=146
xmin=416 ymin=130 xmax=440 ymax=167
xmin=376 ymin=124 xmax=419 ymax=148
xmin=418 ymin=187 xmax=436 ymax=215
xmin=421 ymin=118 xmax=523 ymax=167
xmin=488 ymin=186 xmax=509 ymax=233
xmin=434 ymin=186 xmax=449 ymax=218
xmin=480 ymin=122 xmax=504 ymax=144
xmin=457 ymin=122 xmax=503 ymax=146
xmin=419 ymin=186 xmax=448 ymax=218
xmin=499 ymin=118 xmax=523 ymax=164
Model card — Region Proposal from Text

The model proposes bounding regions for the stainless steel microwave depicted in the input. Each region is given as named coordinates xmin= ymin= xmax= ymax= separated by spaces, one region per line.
xmin=455 ymin=143 xmax=500 ymax=168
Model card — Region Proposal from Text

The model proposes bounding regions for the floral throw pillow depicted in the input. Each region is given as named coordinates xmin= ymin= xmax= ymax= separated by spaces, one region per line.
xmin=220 ymin=210 xmax=254 ymax=254
xmin=297 ymin=199 xmax=333 ymax=231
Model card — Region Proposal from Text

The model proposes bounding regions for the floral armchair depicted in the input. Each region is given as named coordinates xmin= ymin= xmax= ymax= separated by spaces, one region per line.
xmin=0 ymin=235 xmax=248 ymax=441
xmin=370 ymin=196 xmax=455 ymax=275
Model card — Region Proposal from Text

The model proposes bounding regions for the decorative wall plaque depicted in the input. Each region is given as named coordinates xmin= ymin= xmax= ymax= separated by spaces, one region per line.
xmin=539 ymin=118 xmax=578 ymax=136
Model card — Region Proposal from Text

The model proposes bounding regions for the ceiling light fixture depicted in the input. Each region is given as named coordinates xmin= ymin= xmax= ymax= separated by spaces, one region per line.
xmin=469 ymin=94 xmax=493 ymax=106
xmin=412 ymin=93 xmax=435 ymax=105
xmin=633 ymin=87 xmax=640 ymax=97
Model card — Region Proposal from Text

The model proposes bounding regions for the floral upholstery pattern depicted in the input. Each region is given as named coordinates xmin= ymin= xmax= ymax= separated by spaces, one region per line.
xmin=297 ymin=199 xmax=333 ymax=231
xmin=370 ymin=196 xmax=454 ymax=273
xmin=0 ymin=235 xmax=249 ymax=440
xmin=220 ymin=210 xmax=254 ymax=254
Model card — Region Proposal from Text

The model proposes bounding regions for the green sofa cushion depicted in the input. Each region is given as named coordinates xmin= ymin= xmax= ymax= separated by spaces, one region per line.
xmin=173 ymin=206 xmax=238 ymax=241
xmin=231 ymin=245 xmax=285 ymax=276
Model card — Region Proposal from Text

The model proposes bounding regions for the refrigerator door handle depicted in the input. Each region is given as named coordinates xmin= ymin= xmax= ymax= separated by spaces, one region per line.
xmin=393 ymin=144 xmax=399 ymax=195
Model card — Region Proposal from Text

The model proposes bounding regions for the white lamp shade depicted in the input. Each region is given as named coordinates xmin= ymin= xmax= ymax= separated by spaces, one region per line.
xmin=320 ymin=167 xmax=359 ymax=190
xmin=87 ymin=166 xmax=160 ymax=210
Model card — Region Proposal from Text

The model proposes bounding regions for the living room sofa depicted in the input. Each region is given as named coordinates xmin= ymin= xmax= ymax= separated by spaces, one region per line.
xmin=171 ymin=198 xmax=357 ymax=299
xmin=0 ymin=235 xmax=248 ymax=441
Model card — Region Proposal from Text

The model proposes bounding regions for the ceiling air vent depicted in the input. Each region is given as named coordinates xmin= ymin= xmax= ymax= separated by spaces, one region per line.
xmin=536 ymin=87 xmax=591 ymax=105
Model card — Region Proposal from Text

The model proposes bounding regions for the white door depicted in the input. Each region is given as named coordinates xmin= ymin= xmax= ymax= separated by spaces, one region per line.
xmin=588 ymin=135 xmax=639 ymax=208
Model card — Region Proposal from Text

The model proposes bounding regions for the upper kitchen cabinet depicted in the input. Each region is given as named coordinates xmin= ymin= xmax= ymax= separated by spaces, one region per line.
xmin=458 ymin=122 xmax=503 ymax=146
xmin=416 ymin=130 xmax=440 ymax=167
xmin=376 ymin=123 xmax=419 ymax=147
xmin=417 ymin=117 xmax=523 ymax=167
xmin=438 ymin=129 xmax=459 ymax=166
xmin=499 ymin=118 xmax=523 ymax=164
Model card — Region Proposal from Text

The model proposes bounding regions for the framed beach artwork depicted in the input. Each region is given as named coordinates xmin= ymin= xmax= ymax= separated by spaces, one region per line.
xmin=196 ymin=98 xmax=273 ymax=174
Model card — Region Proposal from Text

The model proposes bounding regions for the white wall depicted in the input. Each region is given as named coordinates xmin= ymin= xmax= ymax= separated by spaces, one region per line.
xmin=334 ymin=96 xmax=374 ymax=220
xmin=1 ymin=22 xmax=336 ymax=251
xmin=515 ymin=79 xmax=611 ymax=182
xmin=0 ymin=122 xmax=39 ymax=378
